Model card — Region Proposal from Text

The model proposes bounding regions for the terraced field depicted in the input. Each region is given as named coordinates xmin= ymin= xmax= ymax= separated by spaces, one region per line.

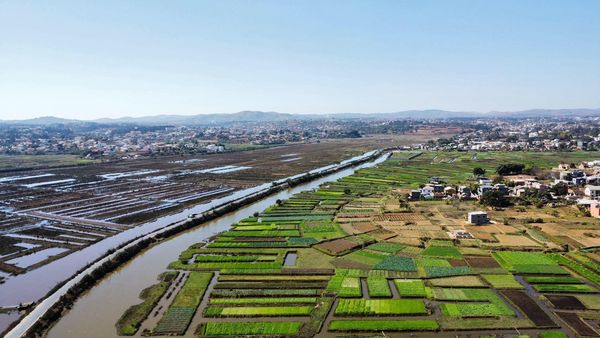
xmin=115 ymin=151 xmax=600 ymax=337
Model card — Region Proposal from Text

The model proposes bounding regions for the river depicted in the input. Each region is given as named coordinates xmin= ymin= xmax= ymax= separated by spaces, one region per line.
xmin=4 ymin=151 xmax=388 ymax=338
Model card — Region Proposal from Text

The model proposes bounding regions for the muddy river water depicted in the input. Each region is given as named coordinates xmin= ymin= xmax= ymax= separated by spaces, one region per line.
xmin=5 ymin=151 xmax=388 ymax=338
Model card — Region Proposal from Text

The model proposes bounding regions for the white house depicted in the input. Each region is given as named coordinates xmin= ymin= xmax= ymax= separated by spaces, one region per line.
xmin=584 ymin=185 xmax=600 ymax=200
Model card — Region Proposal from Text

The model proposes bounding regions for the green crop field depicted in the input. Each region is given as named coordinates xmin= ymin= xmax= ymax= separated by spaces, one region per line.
xmin=525 ymin=276 xmax=582 ymax=284
xmin=422 ymin=246 xmax=463 ymax=259
xmin=493 ymin=251 xmax=567 ymax=275
xmin=329 ymin=320 xmax=439 ymax=332
xmin=440 ymin=302 xmax=513 ymax=317
xmin=209 ymin=297 xmax=318 ymax=304
xmin=482 ymin=274 xmax=523 ymax=289
xmin=367 ymin=242 xmax=404 ymax=254
xmin=335 ymin=299 xmax=427 ymax=316
xmin=202 ymin=321 xmax=303 ymax=336
xmin=153 ymin=272 xmax=213 ymax=335
xmin=116 ymin=151 xmax=600 ymax=337
xmin=394 ymin=279 xmax=426 ymax=297
xmin=533 ymin=283 xmax=597 ymax=293
xmin=366 ymin=276 xmax=392 ymax=297
xmin=373 ymin=256 xmax=416 ymax=271
xmin=204 ymin=306 xmax=313 ymax=317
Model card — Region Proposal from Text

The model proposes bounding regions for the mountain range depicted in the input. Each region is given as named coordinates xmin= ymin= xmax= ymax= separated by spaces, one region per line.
xmin=2 ymin=108 xmax=600 ymax=126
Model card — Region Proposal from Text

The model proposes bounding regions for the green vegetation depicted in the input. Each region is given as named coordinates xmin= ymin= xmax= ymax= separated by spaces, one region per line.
xmin=549 ymin=254 xmax=600 ymax=285
xmin=373 ymin=256 xmax=416 ymax=271
xmin=576 ymin=295 xmax=600 ymax=310
xmin=116 ymin=276 xmax=173 ymax=335
xmin=0 ymin=154 xmax=97 ymax=170
xmin=367 ymin=242 xmax=404 ymax=254
xmin=423 ymin=246 xmax=463 ymax=259
xmin=525 ymin=276 xmax=581 ymax=284
xmin=533 ymin=283 xmax=597 ymax=293
xmin=154 ymin=272 xmax=212 ymax=335
xmin=335 ymin=299 xmax=427 ymax=316
xmin=209 ymin=297 xmax=317 ymax=304
xmin=394 ymin=279 xmax=426 ymax=297
xmin=441 ymin=303 xmax=510 ymax=317
xmin=482 ymin=274 xmax=523 ymax=289
xmin=116 ymin=151 xmax=600 ymax=337
xmin=329 ymin=320 xmax=439 ymax=332
xmin=366 ymin=276 xmax=392 ymax=297
xmin=202 ymin=321 xmax=302 ymax=336
xmin=493 ymin=251 xmax=566 ymax=275
xmin=205 ymin=306 xmax=313 ymax=317
xmin=539 ymin=331 xmax=568 ymax=338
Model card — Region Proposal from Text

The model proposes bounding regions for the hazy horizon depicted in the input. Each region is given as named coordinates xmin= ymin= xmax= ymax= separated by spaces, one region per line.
xmin=1 ymin=0 xmax=600 ymax=120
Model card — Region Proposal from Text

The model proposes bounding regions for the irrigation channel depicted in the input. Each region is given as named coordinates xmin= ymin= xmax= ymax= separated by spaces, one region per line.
xmin=5 ymin=150 xmax=390 ymax=338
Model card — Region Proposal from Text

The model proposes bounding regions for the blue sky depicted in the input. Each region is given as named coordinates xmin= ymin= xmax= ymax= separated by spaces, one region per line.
xmin=1 ymin=0 xmax=599 ymax=120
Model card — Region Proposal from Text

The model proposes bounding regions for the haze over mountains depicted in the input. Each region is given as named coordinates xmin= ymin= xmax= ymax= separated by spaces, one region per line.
xmin=2 ymin=108 xmax=600 ymax=126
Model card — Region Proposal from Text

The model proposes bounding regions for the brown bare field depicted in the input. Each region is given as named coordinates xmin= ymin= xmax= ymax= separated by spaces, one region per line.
xmin=314 ymin=238 xmax=360 ymax=255
xmin=501 ymin=290 xmax=557 ymax=327
xmin=545 ymin=295 xmax=587 ymax=310
xmin=464 ymin=256 xmax=500 ymax=268
xmin=556 ymin=312 xmax=600 ymax=336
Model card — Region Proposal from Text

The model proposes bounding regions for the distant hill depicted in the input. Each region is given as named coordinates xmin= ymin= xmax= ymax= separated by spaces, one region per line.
xmin=0 ymin=116 xmax=82 ymax=125
xmin=2 ymin=108 xmax=600 ymax=126
xmin=93 ymin=111 xmax=300 ymax=125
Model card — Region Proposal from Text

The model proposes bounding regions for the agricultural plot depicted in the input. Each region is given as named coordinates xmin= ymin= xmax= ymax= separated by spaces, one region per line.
xmin=493 ymin=251 xmax=567 ymax=275
xmin=394 ymin=279 xmax=427 ymax=297
xmin=153 ymin=272 xmax=212 ymax=335
xmin=422 ymin=245 xmax=463 ymax=259
xmin=373 ymin=256 xmax=416 ymax=271
xmin=335 ymin=299 xmax=427 ymax=316
xmin=482 ymin=274 xmax=523 ymax=289
xmin=329 ymin=320 xmax=439 ymax=332
xmin=204 ymin=306 xmax=313 ymax=317
xmin=201 ymin=322 xmax=303 ymax=336
xmin=366 ymin=276 xmax=392 ymax=297
xmin=115 ymin=151 xmax=600 ymax=337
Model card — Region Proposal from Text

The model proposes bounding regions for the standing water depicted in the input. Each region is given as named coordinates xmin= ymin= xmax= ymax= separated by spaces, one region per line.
xmin=5 ymin=152 xmax=388 ymax=338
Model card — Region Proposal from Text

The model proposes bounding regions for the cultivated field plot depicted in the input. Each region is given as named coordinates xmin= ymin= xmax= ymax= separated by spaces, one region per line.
xmin=0 ymin=140 xmax=396 ymax=277
xmin=115 ymin=151 xmax=600 ymax=337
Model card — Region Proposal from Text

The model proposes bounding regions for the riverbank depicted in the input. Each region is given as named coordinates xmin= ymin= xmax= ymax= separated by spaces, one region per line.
xmin=4 ymin=149 xmax=388 ymax=338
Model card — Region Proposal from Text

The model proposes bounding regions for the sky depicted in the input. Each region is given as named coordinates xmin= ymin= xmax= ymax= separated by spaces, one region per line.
xmin=1 ymin=0 xmax=600 ymax=120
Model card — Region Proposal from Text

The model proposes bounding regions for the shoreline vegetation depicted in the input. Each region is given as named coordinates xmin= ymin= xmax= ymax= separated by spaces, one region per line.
xmin=5 ymin=149 xmax=385 ymax=338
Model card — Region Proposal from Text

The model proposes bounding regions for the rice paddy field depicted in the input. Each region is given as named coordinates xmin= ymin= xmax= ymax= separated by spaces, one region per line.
xmin=115 ymin=151 xmax=600 ymax=337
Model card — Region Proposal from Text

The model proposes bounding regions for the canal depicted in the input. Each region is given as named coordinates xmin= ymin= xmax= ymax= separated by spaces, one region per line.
xmin=6 ymin=151 xmax=388 ymax=338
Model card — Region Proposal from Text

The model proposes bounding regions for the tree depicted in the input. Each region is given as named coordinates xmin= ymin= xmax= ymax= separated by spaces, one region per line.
xmin=480 ymin=190 xmax=511 ymax=208
xmin=473 ymin=167 xmax=486 ymax=177
xmin=550 ymin=182 xmax=569 ymax=196
xmin=496 ymin=163 xmax=525 ymax=176
xmin=344 ymin=188 xmax=352 ymax=195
